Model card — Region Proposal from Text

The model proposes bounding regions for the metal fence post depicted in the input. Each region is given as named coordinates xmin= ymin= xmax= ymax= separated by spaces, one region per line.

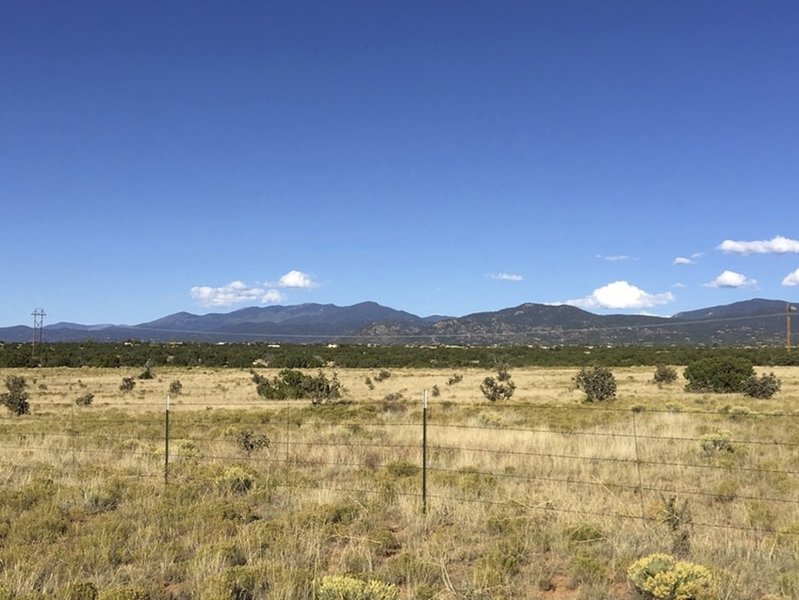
xmin=631 ymin=408 xmax=644 ymax=519
xmin=164 ymin=394 xmax=170 ymax=485
xmin=422 ymin=388 xmax=428 ymax=514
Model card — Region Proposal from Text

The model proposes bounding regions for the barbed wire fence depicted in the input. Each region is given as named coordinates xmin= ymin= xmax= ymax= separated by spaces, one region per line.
xmin=0 ymin=394 xmax=797 ymax=541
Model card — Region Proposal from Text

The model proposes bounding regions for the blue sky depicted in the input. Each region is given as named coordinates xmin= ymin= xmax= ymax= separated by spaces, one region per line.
xmin=2 ymin=1 xmax=799 ymax=327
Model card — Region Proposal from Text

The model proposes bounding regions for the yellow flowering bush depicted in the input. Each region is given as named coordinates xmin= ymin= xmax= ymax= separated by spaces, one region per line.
xmin=627 ymin=553 xmax=715 ymax=600
xmin=98 ymin=588 xmax=150 ymax=600
xmin=314 ymin=575 xmax=398 ymax=600
xmin=215 ymin=466 xmax=255 ymax=494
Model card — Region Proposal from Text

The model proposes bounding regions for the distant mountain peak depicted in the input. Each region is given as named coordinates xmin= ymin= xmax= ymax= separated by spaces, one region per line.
xmin=1 ymin=297 xmax=796 ymax=345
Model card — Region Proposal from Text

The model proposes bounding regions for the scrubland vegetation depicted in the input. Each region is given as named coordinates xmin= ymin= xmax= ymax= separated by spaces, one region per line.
xmin=5 ymin=341 xmax=799 ymax=370
xmin=0 ymin=361 xmax=797 ymax=599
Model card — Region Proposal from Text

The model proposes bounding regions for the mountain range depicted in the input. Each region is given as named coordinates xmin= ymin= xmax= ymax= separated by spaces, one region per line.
xmin=0 ymin=298 xmax=794 ymax=346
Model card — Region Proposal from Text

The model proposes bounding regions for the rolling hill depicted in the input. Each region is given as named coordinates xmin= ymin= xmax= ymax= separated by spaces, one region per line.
xmin=0 ymin=298 xmax=793 ymax=346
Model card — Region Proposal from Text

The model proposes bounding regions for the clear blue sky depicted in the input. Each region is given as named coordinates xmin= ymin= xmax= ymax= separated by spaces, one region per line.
xmin=2 ymin=1 xmax=799 ymax=327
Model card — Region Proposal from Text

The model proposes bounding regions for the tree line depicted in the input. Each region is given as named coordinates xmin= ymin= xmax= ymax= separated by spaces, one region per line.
xmin=3 ymin=341 xmax=799 ymax=369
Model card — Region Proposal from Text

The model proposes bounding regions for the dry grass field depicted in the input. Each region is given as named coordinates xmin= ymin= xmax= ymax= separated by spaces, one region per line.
xmin=0 ymin=365 xmax=798 ymax=599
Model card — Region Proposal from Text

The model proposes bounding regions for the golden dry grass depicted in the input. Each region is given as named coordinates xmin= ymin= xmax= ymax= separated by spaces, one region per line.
xmin=0 ymin=365 xmax=797 ymax=599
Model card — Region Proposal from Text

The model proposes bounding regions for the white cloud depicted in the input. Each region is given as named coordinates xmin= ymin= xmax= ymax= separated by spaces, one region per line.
xmin=672 ymin=282 xmax=687 ymax=288
xmin=673 ymin=257 xmax=693 ymax=265
xmin=782 ymin=268 xmax=799 ymax=286
xmin=718 ymin=235 xmax=799 ymax=255
xmin=705 ymin=270 xmax=757 ymax=288
xmin=566 ymin=280 xmax=675 ymax=310
xmin=278 ymin=270 xmax=315 ymax=288
xmin=596 ymin=254 xmax=637 ymax=262
xmin=190 ymin=281 xmax=284 ymax=307
xmin=261 ymin=289 xmax=284 ymax=303
xmin=489 ymin=272 xmax=523 ymax=282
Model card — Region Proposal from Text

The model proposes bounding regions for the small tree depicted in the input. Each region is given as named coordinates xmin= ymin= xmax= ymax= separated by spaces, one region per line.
xmin=75 ymin=393 xmax=94 ymax=406
xmin=137 ymin=359 xmax=155 ymax=380
xmin=742 ymin=372 xmax=781 ymax=399
xmin=374 ymin=369 xmax=391 ymax=382
xmin=447 ymin=373 xmax=463 ymax=386
xmin=480 ymin=365 xmax=515 ymax=402
xmin=233 ymin=430 xmax=270 ymax=459
xmin=684 ymin=357 xmax=754 ymax=393
xmin=1 ymin=375 xmax=30 ymax=416
xmin=653 ymin=364 xmax=678 ymax=385
xmin=574 ymin=366 xmax=617 ymax=402
xmin=254 ymin=369 xmax=342 ymax=404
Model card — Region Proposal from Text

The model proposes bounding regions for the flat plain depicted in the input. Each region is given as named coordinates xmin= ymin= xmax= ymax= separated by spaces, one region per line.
xmin=0 ymin=365 xmax=797 ymax=599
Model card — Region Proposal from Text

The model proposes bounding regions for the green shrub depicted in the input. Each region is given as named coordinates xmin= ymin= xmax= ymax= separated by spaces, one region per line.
xmin=480 ymin=366 xmax=515 ymax=402
xmin=477 ymin=412 xmax=501 ymax=428
xmin=169 ymin=380 xmax=183 ymax=395
xmin=713 ymin=479 xmax=738 ymax=503
xmin=386 ymin=462 xmax=420 ymax=478
xmin=254 ymin=369 xmax=341 ymax=403
xmin=4 ymin=375 xmax=26 ymax=395
xmin=12 ymin=504 xmax=69 ymax=543
xmin=741 ymin=372 xmax=781 ymax=399
xmin=202 ymin=566 xmax=267 ymax=600
xmin=216 ymin=466 xmax=256 ymax=494
xmin=59 ymin=582 xmax=98 ymax=600
xmin=446 ymin=373 xmax=463 ymax=385
xmin=2 ymin=375 xmax=30 ymax=415
xmin=175 ymin=439 xmax=201 ymax=459
xmin=369 ymin=527 xmax=401 ymax=558
xmin=379 ymin=552 xmax=439 ymax=588
xmin=747 ymin=500 xmax=777 ymax=531
xmin=119 ymin=378 xmax=136 ymax=393
xmin=314 ymin=575 xmax=398 ymax=600
xmin=565 ymin=523 xmax=604 ymax=545
xmin=726 ymin=405 xmax=752 ymax=421
xmin=5 ymin=477 xmax=56 ymax=511
xmin=569 ymin=553 xmax=607 ymax=585
xmin=659 ymin=495 xmax=693 ymax=556
xmin=137 ymin=367 xmax=154 ymax=380
xmin=98 ymin=588 xmax=151 ymax=600
xmin=700 ymin=430 xmax=734 ymax=457
xmin=653 ymin=364 xmax=678 ymax=384
xmin=627 ymin=553 xmax=714 ymax=600
xmin=374 ymin=369 xmax=391 ymax=382
xmin=574 ymin=366 xmax=616 ymax=402
xmin=75 ymin=393 xmax=95 ymax=406
xmin=412 ymin=584 xmax=436 ymax=600
xmin=232 ymin=430 xmax=269 ymax=459
xmin=683 ymin=356 xmax=754 ymax=393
